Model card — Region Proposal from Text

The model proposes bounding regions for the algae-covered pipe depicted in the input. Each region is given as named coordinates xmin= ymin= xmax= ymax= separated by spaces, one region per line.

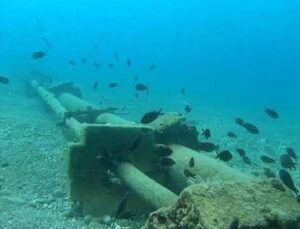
xmin=96 ymin=113 xmax=255 ymax=192
xmin=96 ymin=113 xmax=136 ymax=126
xmin=31 ymin=80 xmax=66 ymax=119
xmin=58 ymin=92 xmax=99 ymax=112
xmin=31 ymin=80 xmax=82 ymax=137
xmin=116 ymin=162 xmax=178 ymax=209
xmin=166 ymin=144 xmax=256 ymax=193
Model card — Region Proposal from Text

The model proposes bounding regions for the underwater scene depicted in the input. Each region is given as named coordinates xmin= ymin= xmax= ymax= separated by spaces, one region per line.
xmin=1 ymin=0 xmax=300 ymax=228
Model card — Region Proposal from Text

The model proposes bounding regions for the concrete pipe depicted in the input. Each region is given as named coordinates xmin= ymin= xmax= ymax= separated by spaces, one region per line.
xmin=58 ymin=92 xmax=99 ymax=112
xmin=166 ymin=144 xmax=256 ymax=193
xmin=96 ymin=113 xmax=136 ymax=126
xmin=116 ymin=162 xmax=178 ymax=209
xmin=31 ymin=80 xmax=82 ymax=137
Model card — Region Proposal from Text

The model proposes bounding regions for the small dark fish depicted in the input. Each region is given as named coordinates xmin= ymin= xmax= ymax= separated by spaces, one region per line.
xmin=216 ymin=150 xmax=232 ymax=162
xmin=128 ymin=137 xmax=143 ymax=153
xmin=108 ymin=63 xmax=114 ymax=68
xmin=181 ymin=88 xmax=185 ymax=95
xmin=235 ymin=118 xmax=245 ymax=126
xmin=184 ymin=105 xmax=192 ymax=113
xmin=69 ymin=60 xmax=75 ymax=66
xmin=141 ymin=108 xmax=163 ymax=124
xmin=64 ymin=111 xmax=73 ymax=120
xmin=260 ymin=155 xmax=276 ymax=163
xmin=31 ymin=51 xmax=46 ymax=59
xmin=134 ymin=75 xmax=139 ymax=81
xmin=115 ymin=194 xmax=130 ymax=219
xmin=109 ymin=82 xmax=118 ymax=88
xmin=241 ymin=155 xmax=252 ymax=165
xmin=160 ymin=157 xmax=175 ymax=167
xmin=184 ymin=169 xmax=196 ymax=178
xmin=236 ymin=148 xmax=246 ymax=157
xmin=93 ymin=81 xmax=98 ymax=90
xmin=126 ymin=58 xmax=131 ymax=66
xmin=280 ymin=154 xmax=296 ymax=170
xmin=264 ymin=107 xmax=279 ymax=119
xmin=135 ymin=83 xmax=149 ymax=94
xmin=263 ymin=168 xmax=276 ymax=178
xmin=149 ymin=65 xmax=156 ymax=70
xmin=228 ymin=218 xmax=239 ymax=229
xmin=227 ymin=131 xmax=237 ymax=138
xmin=198 ymin=142 xmax=218 ymax=152
xmin=243 ymin=122 xmax=260 ymax=134
xmin=156 ymin=145 xmax=173 ymax=157
xmin=94 ymin=44 xmax=99 ymax=49
xmin=135 ymin=93 xmax=139 ymax=98
xmin=201 ymin=129 xmax=211 ymax=139
xmin=189 ymin=157 xmax=195 ymax=168
xmin=81 ymin=58 xmax=88 ymax=64
xmin=42 ymin=37 xmax=52 ymax=49
xmin=93 ymin=62 xmax=101 ymax=68
xmin=0 ymin=76 xmax=9 ymax=85
xmin=279 ymin=169 xmax=299 ymax=194
xmin=286 ymin=147 xmax=297 ymax=161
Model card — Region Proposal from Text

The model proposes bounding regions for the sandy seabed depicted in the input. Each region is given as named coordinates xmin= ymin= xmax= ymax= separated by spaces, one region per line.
xmin=0 ymin=90 xmax=299 ymax=229
xmin=0 ymin=94 xmax=145 ymax=229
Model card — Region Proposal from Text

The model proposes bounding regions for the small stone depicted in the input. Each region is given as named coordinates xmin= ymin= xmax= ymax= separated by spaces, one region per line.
xmin=61 ymin=209 xmax=73 ymax=218
xmin=84 ymin=215 xmax=92 ymax=225
xmin=89 ymin=222 xmax=102 ymax=229
xmin=53 ymin=189 xmax=64 ymax=198
xmin=100 ymin=215 xmax=112 ymax=225
xmin=28 ymin=200 xmax=38 ymax=208
xmin=113 ymin=225 xmax=121 ymax=229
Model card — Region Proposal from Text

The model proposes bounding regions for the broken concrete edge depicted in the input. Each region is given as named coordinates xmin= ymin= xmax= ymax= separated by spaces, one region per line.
xmin=149 ymin=112 xmax=201 ymax=150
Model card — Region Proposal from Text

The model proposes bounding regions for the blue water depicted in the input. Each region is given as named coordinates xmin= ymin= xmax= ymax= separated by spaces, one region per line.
xmin=1 ymin=1 xmax=300 ymax=227
xmin=1 ymin=0 xmax=300 ymax=124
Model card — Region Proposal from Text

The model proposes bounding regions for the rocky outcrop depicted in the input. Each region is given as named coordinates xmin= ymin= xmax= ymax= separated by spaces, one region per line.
xmin=144 ymin=179 xmax=300 ymax=229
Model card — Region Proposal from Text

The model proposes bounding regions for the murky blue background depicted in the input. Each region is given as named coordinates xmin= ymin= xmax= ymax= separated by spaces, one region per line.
xmin=1 ymin=0 xmax=300 ymax=123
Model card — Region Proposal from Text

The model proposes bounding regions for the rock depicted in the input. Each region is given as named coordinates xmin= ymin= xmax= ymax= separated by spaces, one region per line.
xmin=28 ymin=200 xmax=38 ymax=208
xmin=100 ymin=215 xmax=112 ymax=225
xmin=144 ymin=179 xmax=300 ymax=229
xmin=89 ymin=222 xmax=102 ymax=229
xmin=112 ymin=224 xmax=121 ymax=229
xmin=52 ymin=189 xmax=65 ymax=198
xmin=149 ymin=112 xmax=200 ymax=150
xmin=84 ymin=215 xmax=92 ymax=225
xmin=61 ymin=209 xmax=74 ymax=218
